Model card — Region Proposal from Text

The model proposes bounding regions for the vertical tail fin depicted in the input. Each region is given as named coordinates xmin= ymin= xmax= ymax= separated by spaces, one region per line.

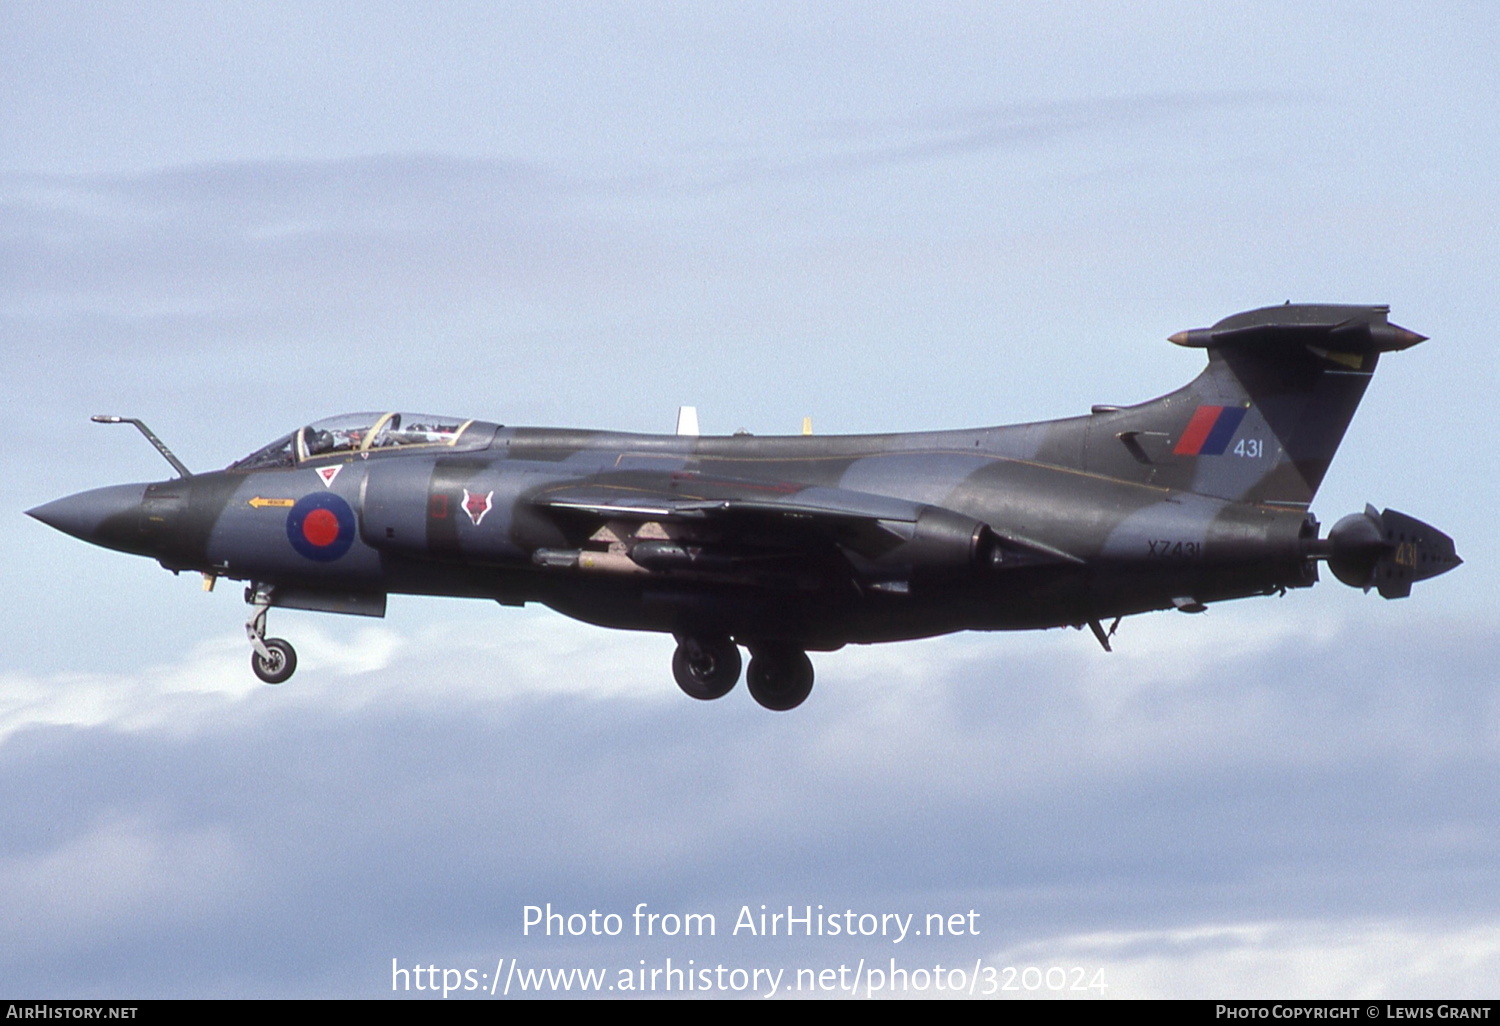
xmin=1089 ymin=304 xmax=1426 ymax=507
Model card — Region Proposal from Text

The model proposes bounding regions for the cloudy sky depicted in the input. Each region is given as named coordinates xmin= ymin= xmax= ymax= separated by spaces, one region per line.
xmin=3 ymin=0 xmax=1497 ymax=999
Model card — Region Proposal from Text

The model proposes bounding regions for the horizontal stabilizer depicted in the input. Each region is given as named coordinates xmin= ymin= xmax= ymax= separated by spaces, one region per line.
xmin=1169 ymin=304 xmax=1426 ymax=354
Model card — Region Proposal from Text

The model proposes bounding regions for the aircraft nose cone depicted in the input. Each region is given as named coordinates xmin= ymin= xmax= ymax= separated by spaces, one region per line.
xmin=27 ymin=483 xmax=149 ymax=552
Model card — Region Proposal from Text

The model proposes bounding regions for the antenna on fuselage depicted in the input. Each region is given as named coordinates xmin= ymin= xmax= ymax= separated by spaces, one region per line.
xmin=675 ymin=406 xmax=700 ymax=437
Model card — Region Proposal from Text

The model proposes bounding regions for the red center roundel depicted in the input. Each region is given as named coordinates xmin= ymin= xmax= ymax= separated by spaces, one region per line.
xmin=301 ymin=508 xmax=341 ymax=547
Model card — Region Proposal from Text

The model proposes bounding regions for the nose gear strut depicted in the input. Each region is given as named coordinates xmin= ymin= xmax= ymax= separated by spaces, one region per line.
xmin=246 ymin=585 xmax=298 ymax=684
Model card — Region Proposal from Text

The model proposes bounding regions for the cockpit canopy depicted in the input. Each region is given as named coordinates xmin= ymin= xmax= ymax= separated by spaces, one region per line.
xmin=229 ymin=412 xmax=495 ymax=470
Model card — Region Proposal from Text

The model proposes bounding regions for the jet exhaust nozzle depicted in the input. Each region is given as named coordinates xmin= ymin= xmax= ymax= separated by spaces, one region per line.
xmin=1324 ymin=505 xmax=1461 ymax=598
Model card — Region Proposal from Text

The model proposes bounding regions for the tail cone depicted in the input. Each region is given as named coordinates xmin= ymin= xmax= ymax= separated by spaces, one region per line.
xmin=1324 ymin=505 xmax=1461 ymax=598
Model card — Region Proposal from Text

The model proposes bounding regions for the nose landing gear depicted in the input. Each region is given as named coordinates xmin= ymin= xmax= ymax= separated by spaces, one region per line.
xmin=246 ymin=585 xmax=298 ymax=684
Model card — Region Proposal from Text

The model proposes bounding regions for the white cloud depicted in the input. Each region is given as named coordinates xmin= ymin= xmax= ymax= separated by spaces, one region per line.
xmin=0 ymin=817 xmax=246 ymax=957
xmin=990 ymin=919 xmax=1500 ymax=999
xmin=0 ymin=603 xmax=1494 ymax=995
xmin=0 ymin=610 xmax=673 ymax=745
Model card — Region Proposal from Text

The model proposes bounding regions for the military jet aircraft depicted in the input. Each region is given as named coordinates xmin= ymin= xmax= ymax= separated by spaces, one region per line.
xmin=28 ymin=304 xmax=1460 ymax=710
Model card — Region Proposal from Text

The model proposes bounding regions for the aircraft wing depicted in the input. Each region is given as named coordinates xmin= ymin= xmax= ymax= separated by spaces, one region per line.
xmin=528 ymin=473 xmax=1081 ymax=569
xmin=532 ymin=478 xmax=920 ymax=524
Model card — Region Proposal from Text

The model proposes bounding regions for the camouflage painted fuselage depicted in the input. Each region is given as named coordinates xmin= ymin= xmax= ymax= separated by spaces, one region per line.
xmin=31 ymin=304 xmax=1459 ymax=674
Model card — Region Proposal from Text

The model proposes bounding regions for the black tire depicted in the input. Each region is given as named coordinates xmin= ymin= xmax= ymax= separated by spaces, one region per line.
xmin=252 ymin=637 xmax=297 ymax=684
xmin=672 ymin=637 xmax=741 ymax=700
xmin=745 ymin=646 xmax=814 ymax=711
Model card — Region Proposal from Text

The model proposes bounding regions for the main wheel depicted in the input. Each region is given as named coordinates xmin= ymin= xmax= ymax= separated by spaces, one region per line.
xmin=745 ymin=646 xmax=814 ymax=711
xmin=672 ymin=637 xmax=741 ymax=700
xmin=252 ymin=637 xmax=297 ymax=684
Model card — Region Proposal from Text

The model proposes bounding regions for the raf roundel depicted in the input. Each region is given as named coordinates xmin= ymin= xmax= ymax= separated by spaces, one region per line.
xmin=286 ymin=492 xmax=356 ymax=562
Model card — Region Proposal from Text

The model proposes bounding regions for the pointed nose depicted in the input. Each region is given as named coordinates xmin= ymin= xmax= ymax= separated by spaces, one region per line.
xmin=27 ymin=483 xmax=150 ymax=554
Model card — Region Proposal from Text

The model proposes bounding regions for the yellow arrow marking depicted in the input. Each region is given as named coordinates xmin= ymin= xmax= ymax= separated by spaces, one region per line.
xmin=249 ymin=497 xmax=295 ymax=509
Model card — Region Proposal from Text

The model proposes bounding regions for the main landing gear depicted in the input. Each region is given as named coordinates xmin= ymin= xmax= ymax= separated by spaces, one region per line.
xmin=246 ymin=586 xmax=297 ymax=684
xmin=671 ymin=636 xmax=815 ymax=711
xmin=745 ymin=644 xmax=815 ymax=712
xmin=671 ymin=636 xmax=741 ymax=700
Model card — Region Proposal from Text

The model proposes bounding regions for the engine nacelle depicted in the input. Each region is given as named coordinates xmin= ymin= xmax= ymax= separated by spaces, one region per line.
xmin=848 ymin=505 xmax=996 ymax=576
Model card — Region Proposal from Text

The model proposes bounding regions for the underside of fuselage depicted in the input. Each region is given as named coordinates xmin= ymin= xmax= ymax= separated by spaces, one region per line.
xmin=371 ymin=542 xmax=1312 ymax=649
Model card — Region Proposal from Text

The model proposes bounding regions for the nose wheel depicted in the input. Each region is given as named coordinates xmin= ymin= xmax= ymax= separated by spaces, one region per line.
xmin=246 ymin=586 xmax=298 ymax=684
xmin=252 ymin=637 xmax=297 ymax=684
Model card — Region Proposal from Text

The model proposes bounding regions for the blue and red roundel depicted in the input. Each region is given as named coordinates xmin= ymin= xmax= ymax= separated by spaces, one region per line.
xmin=286 ymin=493 xmax=356 ymax=562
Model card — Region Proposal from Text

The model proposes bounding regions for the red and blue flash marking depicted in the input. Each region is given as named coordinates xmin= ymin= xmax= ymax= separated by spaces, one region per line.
xmin=1174 ymin=405 xmax=1248 ymax=456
